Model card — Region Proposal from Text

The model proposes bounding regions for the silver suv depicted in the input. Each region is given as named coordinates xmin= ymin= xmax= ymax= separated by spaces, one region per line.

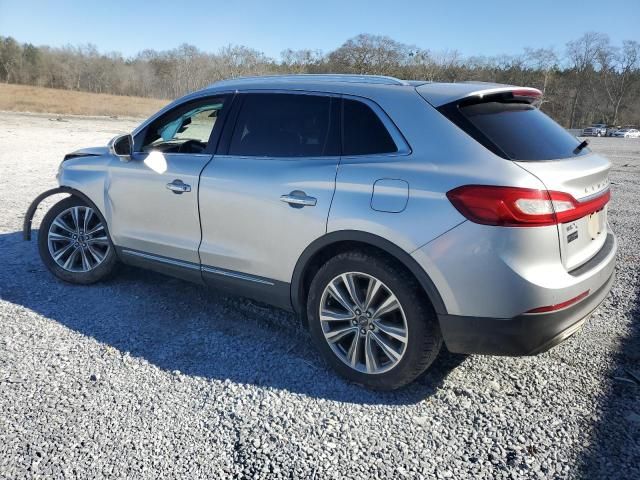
xmin=25 ymin=75 xmax=616 ymax=390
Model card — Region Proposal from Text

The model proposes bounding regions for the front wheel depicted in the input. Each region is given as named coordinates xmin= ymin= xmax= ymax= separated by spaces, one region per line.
xmin=38 ymin=197 xmax=117 ymax=284
xmin=307 ymin=251 xmax=442 ymax=390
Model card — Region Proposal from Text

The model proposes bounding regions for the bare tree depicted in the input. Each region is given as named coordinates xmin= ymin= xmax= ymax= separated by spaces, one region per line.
xmin=432 ymin=49 xmax=462 ymax=82
xmin=598 ymin=40 xmax=640 ymax=124
xmin=280 ymin=49 xmax=323 ymax=73
xmin=0 ymin=36 xmax=21 ymax=83
xmin=217 ymin=45 xmax=272 ymax=79
xmin=524 ymin=47 xmax=558 ymax=104
xmin=328 ymin=34 xmax=412 ymax=75
xmin=565 ymin=32 xmax=609 ymax=127
xmin=406 ymin=49 xmax=437 ymax=81
xmin=1 ymin=32 xmax=639 ymax=127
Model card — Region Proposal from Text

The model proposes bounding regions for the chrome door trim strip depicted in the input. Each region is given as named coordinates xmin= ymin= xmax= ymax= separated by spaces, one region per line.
xmin=121 ymin=248 xmax=276 ymax=286
xmin=121 ymin=249 xmax=201 ymax=270
xmin=201 ymin=266 xmax=275 ymax=286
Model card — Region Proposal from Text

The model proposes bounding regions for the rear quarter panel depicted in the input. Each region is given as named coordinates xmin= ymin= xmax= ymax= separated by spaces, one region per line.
xmin=327 ymin=89 xmax=550 ymax=253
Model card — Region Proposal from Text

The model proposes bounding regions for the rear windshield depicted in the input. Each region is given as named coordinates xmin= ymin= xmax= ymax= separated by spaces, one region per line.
xmin=454 ymin=101 xmax=588 ymax=161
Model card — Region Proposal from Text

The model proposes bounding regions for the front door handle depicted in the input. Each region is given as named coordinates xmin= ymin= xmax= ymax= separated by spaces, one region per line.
xmin=166 ymin=179 xmax=191 ymax=194
xmin=280 ymin=191 xmax=317 ymax=208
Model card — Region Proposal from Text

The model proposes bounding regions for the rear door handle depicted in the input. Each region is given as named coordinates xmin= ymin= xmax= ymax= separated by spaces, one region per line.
xmin=166 ymin=179 xmax=191 ymax=194
xmin=280 ymin=191 xmax=317 ymax=208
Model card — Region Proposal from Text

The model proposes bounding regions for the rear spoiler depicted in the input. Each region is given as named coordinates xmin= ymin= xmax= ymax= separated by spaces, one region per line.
xmin=417 ymin=82 xmax=542 ymax=108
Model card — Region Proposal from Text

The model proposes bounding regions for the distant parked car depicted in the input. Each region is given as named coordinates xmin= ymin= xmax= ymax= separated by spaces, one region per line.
xmin=613 ymin=128 xmax=640 ymax=138
xmin=582 ymin=124 xmax=608 ymax=137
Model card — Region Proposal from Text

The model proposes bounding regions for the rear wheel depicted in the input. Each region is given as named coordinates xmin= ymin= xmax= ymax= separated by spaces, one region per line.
xmin=307 ymin=251 xmax=442 ymax=390
xmin=38 ymin=197 xmax=117 ymax=284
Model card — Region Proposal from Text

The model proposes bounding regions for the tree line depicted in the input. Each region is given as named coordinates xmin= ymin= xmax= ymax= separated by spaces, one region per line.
xmin=1 ymin=32 xmax=639 ymax=128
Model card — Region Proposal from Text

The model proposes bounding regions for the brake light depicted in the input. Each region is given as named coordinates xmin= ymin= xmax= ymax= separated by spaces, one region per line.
xmin=510 ymin=88 xmax=542 ymax=99
xmin=446 ymin=185 xmax=610 ymax=227
xmin=526 ymin=290 xmax=590 ymax=313
xmin=510 ymin=88 xmax=543 ymax=105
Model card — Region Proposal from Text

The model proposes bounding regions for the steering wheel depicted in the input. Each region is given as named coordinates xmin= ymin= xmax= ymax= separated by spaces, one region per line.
xmin=178 ymin=139 xmax=207 ymax=154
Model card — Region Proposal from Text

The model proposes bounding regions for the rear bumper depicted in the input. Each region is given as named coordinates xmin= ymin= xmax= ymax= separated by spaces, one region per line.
xmin=439 ymin=271 xmax=615 ymax=356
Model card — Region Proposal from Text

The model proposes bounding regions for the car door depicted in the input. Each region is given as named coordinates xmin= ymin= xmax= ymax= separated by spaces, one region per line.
xmin=106 ymin=94 xmax=230 ymax=267
xmin=198 ymin=92 xmax=341 ymax=303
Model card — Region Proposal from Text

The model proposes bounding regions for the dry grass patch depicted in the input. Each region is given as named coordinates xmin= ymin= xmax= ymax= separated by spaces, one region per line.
xmin=0 ymin=83 xmax=169 ymax=118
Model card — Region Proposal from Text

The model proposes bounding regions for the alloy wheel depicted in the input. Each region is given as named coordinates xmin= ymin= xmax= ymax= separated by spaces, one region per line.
xmin=47 ymin=206 xmax=110 ymax=272
xmin=319 ymin=272 xmax=408 ymax=374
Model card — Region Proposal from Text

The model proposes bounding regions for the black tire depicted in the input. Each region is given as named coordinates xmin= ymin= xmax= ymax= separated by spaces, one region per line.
xmin=38 ymin=196 xmax=118 ymax=284
xmin=307 ymin=250 xmax=442 ymax=390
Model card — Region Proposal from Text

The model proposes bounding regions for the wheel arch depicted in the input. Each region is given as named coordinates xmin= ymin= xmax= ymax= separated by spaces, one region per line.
xmin=23 ymin=186 xmax=108 ymax=241
xmin=291 ymin=230 xmax=447 ymax=323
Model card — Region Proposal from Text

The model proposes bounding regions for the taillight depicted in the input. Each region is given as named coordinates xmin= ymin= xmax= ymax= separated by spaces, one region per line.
xmin=446 ymin=185 xmax=610 ymax=227
xmin=554 ymin=189 xmax=610 ymax=223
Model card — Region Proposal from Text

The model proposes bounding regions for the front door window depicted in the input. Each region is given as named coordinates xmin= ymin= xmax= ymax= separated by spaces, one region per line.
xmin=141 ymin=99 xmax=226 ymax=155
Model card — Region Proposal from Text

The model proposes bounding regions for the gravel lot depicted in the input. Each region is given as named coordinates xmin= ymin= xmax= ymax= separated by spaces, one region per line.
xmin=0 ymin=111 xmax=638 ymax=479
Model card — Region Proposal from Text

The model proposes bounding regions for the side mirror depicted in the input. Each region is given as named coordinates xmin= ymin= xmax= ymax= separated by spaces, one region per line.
xmin=109 ymin=134 xmax=133 ymax=161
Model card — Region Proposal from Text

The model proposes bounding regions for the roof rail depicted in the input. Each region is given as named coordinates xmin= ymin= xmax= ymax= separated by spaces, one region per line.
xmin=208 ymin=74 xmax=411 ymax=88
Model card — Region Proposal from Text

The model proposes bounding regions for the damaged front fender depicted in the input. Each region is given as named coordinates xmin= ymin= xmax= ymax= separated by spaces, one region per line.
xmin=23 ymin=187 xmax=101 ymax=241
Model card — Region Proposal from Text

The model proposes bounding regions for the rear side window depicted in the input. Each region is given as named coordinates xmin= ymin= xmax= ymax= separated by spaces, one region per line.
xmin=342 ymin=99 xmax=397 ymax=156
xmin=454 ymin=101 xmax=587 ymax=161
xmin=229 ymin=93 xmax=339 ymax=157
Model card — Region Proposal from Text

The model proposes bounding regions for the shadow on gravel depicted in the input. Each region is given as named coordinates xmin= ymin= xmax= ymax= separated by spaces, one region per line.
xmin=0 ymin=231 xmax=465 ymax=405
xmin=577 ymin=284 xmax=640 ymax=476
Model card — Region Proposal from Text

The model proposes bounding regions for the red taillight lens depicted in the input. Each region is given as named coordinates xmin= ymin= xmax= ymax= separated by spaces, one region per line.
xmin=554 ymin=189 xmax=610 ymax=223
xmin=446 ymin=185 xmax=610 ymax=227
xmin=510 ymin=88 xmax=542 ymax=100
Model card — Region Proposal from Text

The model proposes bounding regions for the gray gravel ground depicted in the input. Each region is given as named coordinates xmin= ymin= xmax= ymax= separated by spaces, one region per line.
xmin=0 ymin=111 xmax=638 ymax=479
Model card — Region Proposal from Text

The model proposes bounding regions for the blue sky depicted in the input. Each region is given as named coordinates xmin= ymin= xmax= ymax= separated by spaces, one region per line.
xmin=1 ymin=0 xmax=638 ymax=59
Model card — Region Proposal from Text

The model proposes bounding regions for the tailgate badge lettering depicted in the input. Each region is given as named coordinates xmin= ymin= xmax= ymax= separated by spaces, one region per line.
xmin=566 ymin=222 xmax=578 ymax=243
xmin=584 ymin=178 xmax=609 ymax=195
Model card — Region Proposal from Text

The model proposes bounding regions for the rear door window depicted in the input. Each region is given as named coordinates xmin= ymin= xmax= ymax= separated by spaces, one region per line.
xmin=228 ymin=93 xmax=339 ymax=157
xmin=456 ymin=101 xmax=588 ymax=161
xmin=342 ymin=99 xmax=397 ymax=155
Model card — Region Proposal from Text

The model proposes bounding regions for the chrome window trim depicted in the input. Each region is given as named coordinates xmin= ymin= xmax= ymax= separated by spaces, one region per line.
xmin=213 ymin=154 xmax=341 ymax=162
xmin=132 ymin=152 xmax=213 ymax=160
